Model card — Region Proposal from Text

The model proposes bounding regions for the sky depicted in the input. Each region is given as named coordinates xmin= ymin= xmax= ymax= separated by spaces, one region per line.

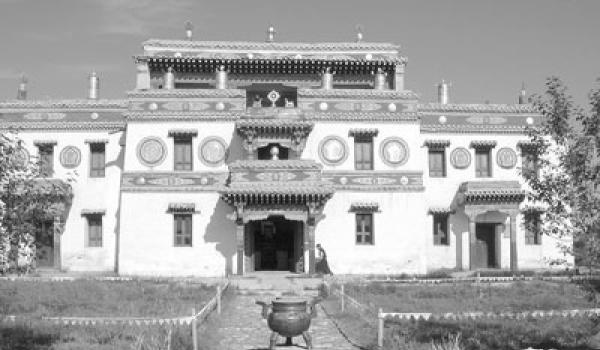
xmin=0 ymin=0 xmax=599 ymax=107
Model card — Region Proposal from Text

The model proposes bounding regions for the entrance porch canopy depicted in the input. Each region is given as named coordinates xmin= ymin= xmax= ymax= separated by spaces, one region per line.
xmin=455 ymin=181 xmax=525 ymax=271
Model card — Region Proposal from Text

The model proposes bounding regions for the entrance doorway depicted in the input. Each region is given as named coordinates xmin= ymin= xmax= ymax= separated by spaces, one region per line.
xmin=246 ymin=216 xmax=304 ymax=273
xmin=35 ymin=220 xmax=55 ymax=267
xmin=473 ymin=223 xmax=497 ymax=269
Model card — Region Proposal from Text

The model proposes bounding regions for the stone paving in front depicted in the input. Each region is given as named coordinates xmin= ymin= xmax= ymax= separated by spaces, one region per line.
xmin=197 ymin=293 xmax=356 ymax=350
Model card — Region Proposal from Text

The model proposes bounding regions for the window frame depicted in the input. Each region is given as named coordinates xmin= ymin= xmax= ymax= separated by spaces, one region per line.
xmin=173 ymin=213 xmax=193 ymax=247
xmin=85 ymin=214 xmax=103 ymax=248
xmin=354 ymin=137 xmax=374 ymax=170
xmin=37 ymin=145 xmax=54 ymax=177
xmin=428 ymin=149 xmax=447 ymax=177
xmin=355 ymin=213 xmax=374 ymax=245
xmin=433 ymin=214 xmax=450 ymax=246
xmin=89 ymin=143 xmax=106 ymax=178
xmin=521 ymin=151 xmax=540 ymax=179
xmin=475 ymin=148 xmax=492 ymax=178
xmin=524 ymin=212 xmax=542 ymax=245
xmin=173 ymin=137 xmax=193 ymax=171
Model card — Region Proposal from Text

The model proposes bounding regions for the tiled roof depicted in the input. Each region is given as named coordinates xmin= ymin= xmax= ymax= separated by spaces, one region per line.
xmin=0 ymin=99 xmax=127 ymax=110
xmin=428 ymin=207 xmax=454 ymax=215
xmin=423 ymin=140 xmax=450 ymax=148
xmin=349 ymin=202 xmax=380 ymax=212
xmin=228 ymin=160 xmax=322 ymax=171
xmin=348 ymin=128 xmax=379 ymax=137
xmin=127 ymin=89 xmax=245 ymax=99
xmin=298 ymin=89 xmax=419 ymax=100
xmin=236 ymin=119 xmax=314 ymax=130
xmin=418 ymin=103 xmax=537 ymax=114
xmin=167 ymin=203 xmax=196 ymax=213
xmin=81 ymin=209 xmax=106 ymax=216
xmin=470 ymin=140 xmax=498 ymax=149
xmin=459 ymin=181 xmax=525 ymax=204
xmin=168 ymin=129 xmax=198 ymax=137
xmin=225 ymin=182 xmax=334 ymax=195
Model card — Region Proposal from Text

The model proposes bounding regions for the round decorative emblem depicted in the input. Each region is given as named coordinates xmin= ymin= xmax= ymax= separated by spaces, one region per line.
xmin=148 ymin=103 xmax=158 ymax=111
xmin=60 ymin=146 xmax=81 ymax=168
xmin=137 ymin=137 xmax=167 ymax=167
xmin=13 ymin=147 xmax=30 ymax=167
xmin=365 ymin=53 xmax=373 ymax=60
xmin=319 ymin=102 xmax=328 ymax=111
xmin=199 ymin=137 xmax=228 ymax=166
xmin=439 ymin=115 xmax=447 ymax=124
xmin=267 ymin=90 xmax=281 ymax=105
xmin=90 ymin=112 xmax=99 ymax=120
xmin=450 ymin=147 xmax=471 ymax=169
xmin=339 ymin=176 xmax=348 ymax=185
xmin=379 ymin=137 xmax=409 ymax=167
xmin=497 ymin=147 xmax=518 ymax=169
xmin=526 ymin=117 xmax=534 ymax=125
xmin=388 ymin=103 xmax=397 ymax=112
xmin=318 ymin=136 xmax=348 ymax=166
xmin=215 ymin=102 xmax=225 ymax=111
xmin=400 ymin=176 xmax=409 ymax=185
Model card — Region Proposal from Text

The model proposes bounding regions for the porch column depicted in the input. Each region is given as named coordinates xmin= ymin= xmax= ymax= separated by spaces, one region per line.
xmin=53 ymin=216 xmax=61 ymax=270
xmin=305 ymin=219 xmax=316 ymax=275
xmin=468 ymin=217 xmax=476 ymax=270
xmin=236 ymin=222 xmax=244 ymax=275
xmin=509 ymin=212 xmax=518 ymax=271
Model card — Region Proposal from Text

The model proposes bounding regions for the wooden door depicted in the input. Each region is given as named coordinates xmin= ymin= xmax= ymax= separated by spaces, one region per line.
xmin=36 ymin=220 xmax=54 ymax=267
xmin=474 ymin=223 xmax=496 ymax=268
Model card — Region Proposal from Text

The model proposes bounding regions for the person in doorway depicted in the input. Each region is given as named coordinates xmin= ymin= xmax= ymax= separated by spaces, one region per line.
xmin=315 ymin=243 xmax=332 ymax=275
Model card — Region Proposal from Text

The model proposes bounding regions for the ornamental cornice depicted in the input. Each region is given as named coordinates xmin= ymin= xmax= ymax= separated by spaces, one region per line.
xmin=0 ymin=121 xmax=125 ymax=131
xmin=236 ymin=119 xmax=314 ymax=130
xmin=420 ymin=125 xmax=529 ymax=134
xmin=423 ymin=139 xmax=451 ymax=148
xmin=304 ymin=111 xmax=419 ymax=122
xmin=0 ymin=99 xmax=128 ymax=110
xmin=297 ymin=89 xmax=419 ymax=100
xmin=457 ymin=181 xmax=525 ymax=205
xmin=127 ymin=89 xmax=245 ymax=99
xmin=228 ymin=159 xmax=322 ymax=171
xmin=123 ymin=111 xmax=240 ymax=121
xmin=418 ymin=103 xmax=538 ymax=114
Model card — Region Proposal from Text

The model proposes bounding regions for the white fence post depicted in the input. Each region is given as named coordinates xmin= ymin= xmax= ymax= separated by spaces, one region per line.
xmin=217 ymin=285 xmax=222 ymax=315
xmin=192 ymin=307 xmax=198 ymax=350
xmin=377 ymin=308 xmax=384 ymax=348
xmin=340 ymin=283 xmax=345 ymax=313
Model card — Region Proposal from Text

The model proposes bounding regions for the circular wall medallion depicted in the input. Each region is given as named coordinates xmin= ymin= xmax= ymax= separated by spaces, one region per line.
xmin=13 ymin=147 xmax=30 ymax=167
xmin=379 ymin=137 xmax=409 ymax=167
xmin=387 ymin=103 xmax=397 ymax=112
xmin=318 ymin=136 xmax=348 ymax=166
xmin=497 ymin=147 xmax=518 ymax=169
xmin=199 ymin=137 xmax=228 ymax=166
xmin=450 ymin=147 xmax=471 ymax=169
xmin=319 ymin=102 xmax=328 ymax=111
xmin=60 ymin=146 xmax=81 ymax=169
xmin=137 ymin=137 xmax=167 ymax=167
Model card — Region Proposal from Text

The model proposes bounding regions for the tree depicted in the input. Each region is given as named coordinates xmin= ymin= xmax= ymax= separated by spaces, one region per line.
xmin=524 ymin=77 xmax=600 ymax=270
xmin=0 ymin=130 xmax=73 ymax=274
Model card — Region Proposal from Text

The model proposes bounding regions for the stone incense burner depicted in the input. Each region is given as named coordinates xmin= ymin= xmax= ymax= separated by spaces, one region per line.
xmin=256 ymin=296 xmax=321 ymax=349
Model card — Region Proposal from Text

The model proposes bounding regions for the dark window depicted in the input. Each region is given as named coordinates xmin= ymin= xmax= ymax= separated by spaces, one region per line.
xmin=174 ymin=214 xmax=192 ymax=247
xmin=433 ymin=215 xmax=449 ymax=245
xmin=38 ymin=145 xmax=54 ymax=177
xmin=174 ymin=138 xmax=193 ymax=171
xmin=90 ymin=143 xmax=106 ymax=178
xmin=354 ymin=137 xmax=373 ymax=170
xmin=475 ymin=149 xmax=491 ymax=177
xmin=428 ymin=149 xmax=446 ymax=177
xmin=522 ymin=152 xmax=539 ymax=179
xmin=86 ymin=215 xmax=103 ymax=247
xmin=355 ymin=213 xmax=373 ymax=245
xmin=525 ymin=213 xmax=542 ymax=245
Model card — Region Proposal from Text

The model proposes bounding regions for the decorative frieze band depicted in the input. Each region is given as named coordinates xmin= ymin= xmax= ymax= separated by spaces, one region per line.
xmin=322 ymin=170 xmax=424 ymax=192
xmin=121 ymin=172 xmax=228 ymax=192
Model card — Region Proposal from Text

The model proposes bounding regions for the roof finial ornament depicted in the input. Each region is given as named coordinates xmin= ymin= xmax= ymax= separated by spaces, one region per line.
xmin=16 ymin=74 xmax=27 ymax=100
xmin=355 ymin=24 xmax=364 ymax=43
xmin=519 ymin=82 xmax=527 ymax=104
xmin=266 ymin=24 xmax=276 ymax=42
xmin=184 ymin=21 xmax=194 ymax=40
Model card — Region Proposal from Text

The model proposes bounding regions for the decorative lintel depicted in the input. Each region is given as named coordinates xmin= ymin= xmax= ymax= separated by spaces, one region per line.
xmin=33 ymin=140 xmax=58 ymax=146
xmin=423 ymin=140 xmax=451 ymax=149
xmin=81 ymin=209 xmax=106 ymax=216
xmin=348 ymin=128 xmax=379 ymax=138
xmin=469 ymin=140 xmax=497 ymax=149
xmin=349 ymin=202 xmax=380 ymax=213
xmin=167 ymin=203 xmax=197 ymax=213
xmin=168 ymin=129 xmax=198 ymax=138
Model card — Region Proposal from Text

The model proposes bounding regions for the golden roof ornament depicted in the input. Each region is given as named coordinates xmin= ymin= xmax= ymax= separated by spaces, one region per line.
xmin=184 ymin=21 xmax=193 ymax=40
xmin=355 ymin=25 xmax=364 ymax=43
xmin=266 ymin=24 xmax=276 ymax=42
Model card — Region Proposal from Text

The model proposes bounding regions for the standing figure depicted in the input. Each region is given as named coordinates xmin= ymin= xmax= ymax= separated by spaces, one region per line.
xmin=315 ymin=243 xmax=332 ymax=275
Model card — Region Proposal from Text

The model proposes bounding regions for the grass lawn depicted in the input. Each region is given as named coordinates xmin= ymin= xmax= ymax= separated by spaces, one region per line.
xmin=0 ymin=279 xmax=216 ymax=317
xmin=0 ymin=280 xmax=217 ymax=350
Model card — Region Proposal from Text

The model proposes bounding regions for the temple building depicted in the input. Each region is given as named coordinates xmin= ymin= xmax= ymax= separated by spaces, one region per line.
xmin=0 ymin=27 xmax=569 ymax=276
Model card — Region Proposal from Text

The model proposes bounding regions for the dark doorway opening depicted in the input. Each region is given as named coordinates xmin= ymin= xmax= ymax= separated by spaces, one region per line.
xmin=257 ymin=143 xmax=289 ymax=160
xmin=247 ymin=216 xmax=303 ymax=272
xmin=474 ymin=223 xmax=497 ymax=269
xmin=35 ymin=220 xmax=54 ymax=267
xmin=244 ymin=83 xmax=297 ymax=108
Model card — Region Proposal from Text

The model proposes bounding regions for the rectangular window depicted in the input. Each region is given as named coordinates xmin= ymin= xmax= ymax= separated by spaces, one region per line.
xmin=174 ymin=138 xmax=193 ymax=171
xmin=433 ymin=215 xmax=449 ymax=245
xmin=475 ymin=149 xmax=491 ymax=177
xmin=522 ymin=152 xmax=539 ymax=179
xmin=428 ymin=149 xmax=446 ymax=177
xmin=37 ymin=145 xmax=54 ymax=177
xmin=355 ymin=213 xmax=373 ymax=245
xmin=354 ymin=138 xmax=373 ymax=170
xmin=86 ymin=215 xmax=103 ymax=247
xmin=90 ymin=143 xmax=106 ymax=178
xmin=525 ymin=213 xmax=542 ymax=245
xmin=174 ymin=214 xmax=192 ymax=247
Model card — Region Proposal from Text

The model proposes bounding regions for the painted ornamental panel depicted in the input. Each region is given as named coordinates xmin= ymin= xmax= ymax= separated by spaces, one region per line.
xmin=450 ymin=147 xmax=471 ymax=169
xmin=136 ymin=136 xmax=167 ymax=167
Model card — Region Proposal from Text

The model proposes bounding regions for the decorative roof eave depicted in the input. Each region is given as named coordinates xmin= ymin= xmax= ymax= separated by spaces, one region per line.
xmin=423 ymin=140 xmax=451 ymax=149
xmin=167 ymin=203 xmax=197 ymax=213
xmin=458 ymin=181 xmax=526 ymax=205
xmin=420 ymin=125 xmax=530 ymax=134
xmin=349 ymin=128 xmax=379 ymax=138
xmin=418 ymin=103 xmax=538 ymax=114
xmin=428 ymin=207 xmax=455 ymax=215
xmin=517 ymin=140 xmax=540 ymax=151
xmin=236 ymin=119 xmax=314 ymax=135
xmin=168 ymin=129 xmax=198 ymax=138
xmin=81 ymin=209 xmax=106 ymax=216
xmin=123 ymin=111 xmax=239 ymax=121
xmin=127 ymin=89 xmax=246 ymax=99
xmin=84 ymin=139 xmax=109 ymax=144
xmin=220 ymin=185 xmax=334 ymax=206
xmin=298 ymin=88 xmax=419 ymax=100
xmin=0 ymin=99 xmax=128 ymax=111
xmin=305 ymin=111 xmax=419 ymax=122
xmin=33 ymin=140 xmax=58 ymax=146
xmin=228 ymin=159 xmax=322 ymax=171
xmin=142 ymin=39 xmax=402 ymax=53
xmin=470 ymin=140 xmax=498 ymax=149
xmin=0 ymin=121 xmax=126 ymax=131
xmin=349 ymin=202 xmax=380 ymax=213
